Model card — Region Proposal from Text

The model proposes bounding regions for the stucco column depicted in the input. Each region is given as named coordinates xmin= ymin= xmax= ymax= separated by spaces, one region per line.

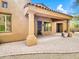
xmin=52 ymin=21 xmax=56 ymax=34
xmin=26 ymin=12 xmax=37 ymax=46
xmin=67 ymin=20 xmax=70 ymax=32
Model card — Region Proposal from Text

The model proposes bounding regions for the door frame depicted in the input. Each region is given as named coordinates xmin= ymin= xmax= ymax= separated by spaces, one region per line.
xmin=56 ymin=23 xmax=63 ymax=33
xmin=37 ymin=21 xmax=42 ymax=35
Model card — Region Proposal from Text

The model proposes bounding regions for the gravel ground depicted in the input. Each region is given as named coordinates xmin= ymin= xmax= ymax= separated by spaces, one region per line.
xmin=0 ymin=32 xmax=79 ymax=57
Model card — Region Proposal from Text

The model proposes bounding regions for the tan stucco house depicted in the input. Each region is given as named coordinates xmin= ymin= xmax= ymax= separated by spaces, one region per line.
xmin=0 ymin=0 xmax=72 ymax=46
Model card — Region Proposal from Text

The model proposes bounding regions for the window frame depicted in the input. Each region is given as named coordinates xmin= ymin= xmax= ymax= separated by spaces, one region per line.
xmin=2 ymin=1 xmax=8 ymax=8
xmin=0 ymin=13 xmax=12 ymax=33
xmin=44 ymin=22 xmax=52 ymax=32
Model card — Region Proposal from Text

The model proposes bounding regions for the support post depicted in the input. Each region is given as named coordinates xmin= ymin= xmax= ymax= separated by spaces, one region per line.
xmin=67 ymin=20 xmax=70 ymax=32
xmin=25 ymin=12 xmax=37 ymax=46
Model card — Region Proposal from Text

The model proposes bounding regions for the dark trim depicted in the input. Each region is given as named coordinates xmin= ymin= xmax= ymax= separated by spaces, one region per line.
xmin=51 ymin=18 xmax=65 ymax=22
xmin=0 ymin=12 xmax=12 ymax=15
xmin=10 ymin=14 xmax=12 ymax=32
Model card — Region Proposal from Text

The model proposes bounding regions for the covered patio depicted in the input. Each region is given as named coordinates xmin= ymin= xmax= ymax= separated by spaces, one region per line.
xmin=24 ymin=3 xmax=72 ymax=46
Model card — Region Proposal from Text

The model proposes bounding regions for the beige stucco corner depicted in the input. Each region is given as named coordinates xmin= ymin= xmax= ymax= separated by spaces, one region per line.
xmin=25 ymin=35 xmax=37 ymax=46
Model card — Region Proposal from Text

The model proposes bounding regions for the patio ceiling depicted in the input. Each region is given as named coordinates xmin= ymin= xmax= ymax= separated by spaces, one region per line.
xmin=24 ymin=3 xmax=73 ymax=20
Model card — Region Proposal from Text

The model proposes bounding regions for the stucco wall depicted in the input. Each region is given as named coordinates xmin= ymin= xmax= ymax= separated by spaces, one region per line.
xmin=55 ymin=20 xmax=67 ymax=32
xmin=34 ymin=16 xmax=53 ymax=36
xmin=0 ymin=0 xmax=31 ymax=43
xmin=35 ymin=16 xmax=68 ymax=36
xmin=0 ymin=0 xmax=68 ymax=43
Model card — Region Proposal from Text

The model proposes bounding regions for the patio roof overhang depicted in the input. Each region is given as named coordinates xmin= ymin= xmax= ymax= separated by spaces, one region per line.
xmin=24 ymin=3 xmax=73 ymax=20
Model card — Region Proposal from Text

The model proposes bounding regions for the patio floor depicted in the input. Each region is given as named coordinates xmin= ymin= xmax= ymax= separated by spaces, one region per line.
xmin=0 ymin=32 xmax=79 ymax=57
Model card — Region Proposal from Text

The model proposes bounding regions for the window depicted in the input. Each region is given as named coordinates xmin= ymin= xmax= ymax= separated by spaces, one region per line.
xmin=44 ymin=22 xmax=52 ymax=31
xmin=0 ymin=14 xmax=11 ymax=32
xmin=2 ymin=1 xmax=8 ymax=8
